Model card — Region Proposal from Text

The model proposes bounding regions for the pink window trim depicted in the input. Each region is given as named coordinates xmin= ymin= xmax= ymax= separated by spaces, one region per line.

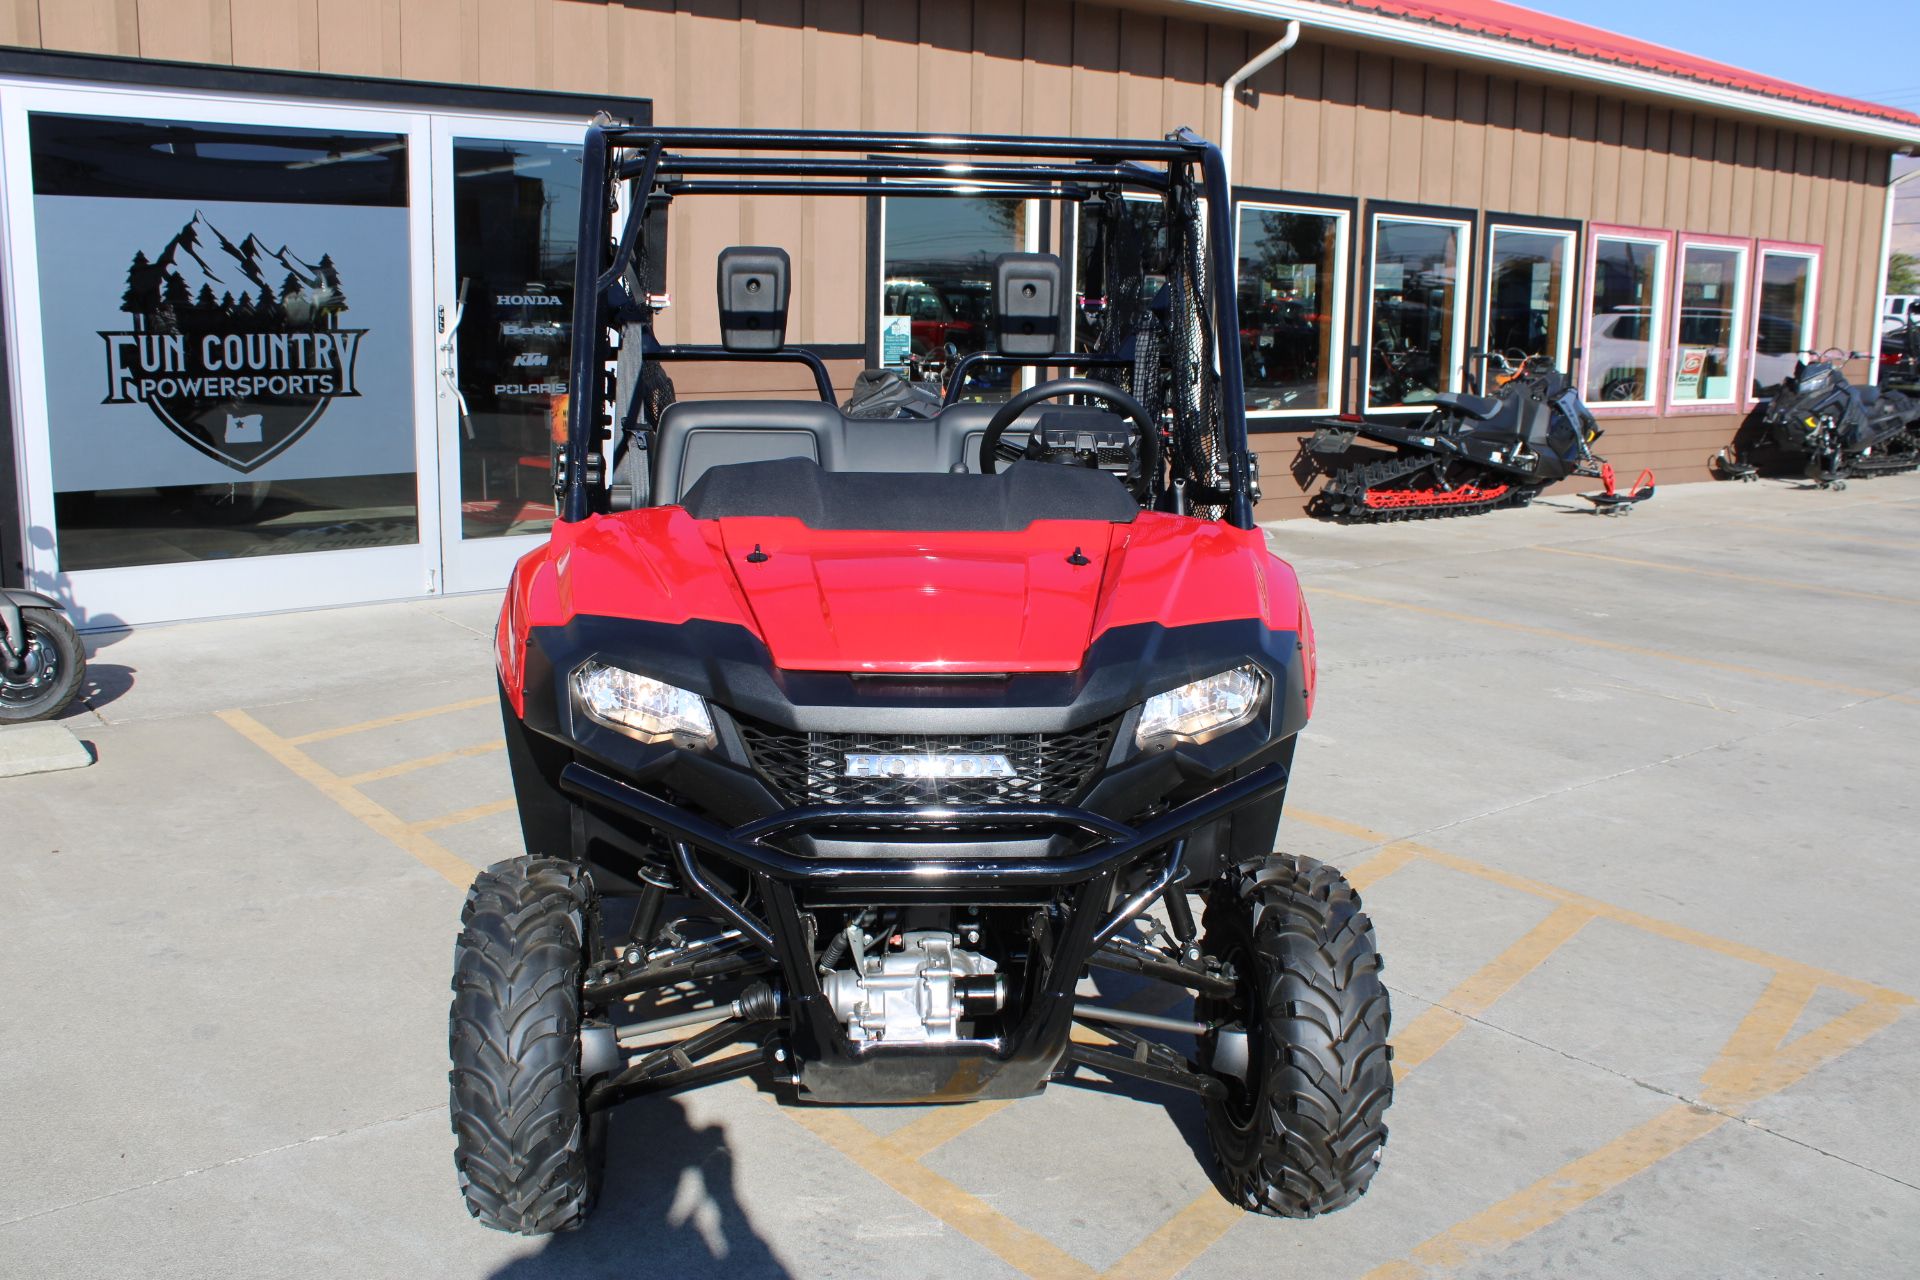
xmin=1581 ymin=224 xmax=1674 ymax=418
xmin=1746 ymin=240 xmax=1822 ymax=413
xmin=1666 ymin=231 xmax=1755 ymax=418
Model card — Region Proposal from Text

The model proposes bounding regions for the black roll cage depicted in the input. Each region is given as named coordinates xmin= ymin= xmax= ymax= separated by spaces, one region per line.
xmin=557 ymin=125 xmax=1259 ymax=529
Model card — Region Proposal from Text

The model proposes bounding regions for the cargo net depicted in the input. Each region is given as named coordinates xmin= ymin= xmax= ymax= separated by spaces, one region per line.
xmin=1083 ymin=189 xmax=1227 ymax=516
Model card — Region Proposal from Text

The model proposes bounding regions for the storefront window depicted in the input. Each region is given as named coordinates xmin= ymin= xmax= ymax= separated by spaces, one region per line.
xmin=29 ymin=113 xmax=416 ymax=571
xmin=881 ymin=195 xmax=1028 ymax=397
xmin=1237 ymin=204 xmax=1346 ymax=415
xmin=1752 ymin=249 xmax=1817 ymax=399
xmin=1484 ymin=226 xmax=1575 ymax=375
xmin=1365 ymin=214 xmax=1468 ymax=411
xmin=1584 ymin=234 xmax=1668 ymax=407
xmin=1670 ymin=241 xmax=1748 ymax=406
xmin=451 ymin=138 xmax=579 ymax=539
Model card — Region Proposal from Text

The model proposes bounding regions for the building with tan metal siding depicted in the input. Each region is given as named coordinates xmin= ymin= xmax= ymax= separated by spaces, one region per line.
xmin=3 ymin=1 xmax=1917 ymax=622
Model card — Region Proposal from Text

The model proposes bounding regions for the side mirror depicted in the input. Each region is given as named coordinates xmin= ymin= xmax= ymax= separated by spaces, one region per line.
xmin=993 ymin=253 xmax=1062 ymax=357
xmin=716 ymin=246 xmax=790 ymax=352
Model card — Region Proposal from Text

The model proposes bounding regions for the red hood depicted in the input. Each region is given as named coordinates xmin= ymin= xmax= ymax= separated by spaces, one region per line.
xmin=504 ymin=507 xmax=1299 ymax=676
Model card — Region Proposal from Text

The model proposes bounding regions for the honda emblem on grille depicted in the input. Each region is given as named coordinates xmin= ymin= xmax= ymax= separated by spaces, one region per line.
xmin=843 ymin=753 xmax=1017 ymax=780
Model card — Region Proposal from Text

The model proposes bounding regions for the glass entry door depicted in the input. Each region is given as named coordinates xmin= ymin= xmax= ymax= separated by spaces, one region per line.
xmin=0 ymin=83 xmax=440 ymax=626
xmin=429 ymin=117 xmax=588 ymax=595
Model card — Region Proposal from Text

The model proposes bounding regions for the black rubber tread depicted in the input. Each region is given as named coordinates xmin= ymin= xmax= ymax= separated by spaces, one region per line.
xmin=1315 ymin=451 xmax=1539 ymax=523
xmin=449 ymin=856 xmax=601 ymax=1235
xmin=1199 ymin=854 xmax=1393 ymax=1218
xmin=0 ymin=608 xmax=86 ymax=724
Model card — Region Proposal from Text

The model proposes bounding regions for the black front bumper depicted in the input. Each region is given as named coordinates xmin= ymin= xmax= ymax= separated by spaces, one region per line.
xmin=561 ymin=758 xmax=1290 ymax=1103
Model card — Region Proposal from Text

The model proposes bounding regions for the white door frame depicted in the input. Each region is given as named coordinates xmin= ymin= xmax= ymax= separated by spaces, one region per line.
xmin=0 ymin=78 xmax=440 ymax=626
xmin=429 ymin=114 xmax=599 ymax=597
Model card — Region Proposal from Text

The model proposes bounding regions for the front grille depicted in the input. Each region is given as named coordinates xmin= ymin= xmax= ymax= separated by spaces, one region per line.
xmin=735 ymin=719 xmax=1118 ymax=808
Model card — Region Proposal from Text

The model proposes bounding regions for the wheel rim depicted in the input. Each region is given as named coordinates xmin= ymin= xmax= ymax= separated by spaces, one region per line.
xmin=1 ymin=621 xmax=60 ymax=706
xmin=1203 ymin=940 xmax=1267 ymax=1131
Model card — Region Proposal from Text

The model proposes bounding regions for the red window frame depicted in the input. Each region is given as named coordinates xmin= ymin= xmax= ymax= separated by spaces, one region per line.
xmin=1665 ymin=231 xmax=1753 ymax=417
xmin=1579 ymin=224 xmax=1674 ymax=417
xmin=1745 ymin=240 xmax=1822 ymax=412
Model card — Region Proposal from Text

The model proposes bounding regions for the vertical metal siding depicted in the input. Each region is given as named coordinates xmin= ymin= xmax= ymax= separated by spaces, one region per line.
xmin=0 ymin=0 xmax=1897 ymax=514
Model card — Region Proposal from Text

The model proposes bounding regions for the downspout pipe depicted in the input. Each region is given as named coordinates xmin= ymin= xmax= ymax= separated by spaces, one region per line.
xmin=1219 ymin=22 xmax=1301 ymax=188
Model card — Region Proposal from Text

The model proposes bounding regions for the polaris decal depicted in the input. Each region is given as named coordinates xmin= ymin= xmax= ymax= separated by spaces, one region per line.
xmin=98 ymin=212 xmax=366 ymax=473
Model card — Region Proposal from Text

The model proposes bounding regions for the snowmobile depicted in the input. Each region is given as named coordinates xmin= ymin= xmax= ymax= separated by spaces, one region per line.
xmin=1303 ymin=350 xmax=1605 ymax=521
xmin=452 ymin=126 xmax=1393 ymax=1236
xmin=1761 ymin=348 xmax=1920 ymax=489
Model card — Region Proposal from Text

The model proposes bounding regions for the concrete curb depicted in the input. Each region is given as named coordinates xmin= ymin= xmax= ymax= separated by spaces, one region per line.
xmin=0 ymin=721 xmax=95 ymax=778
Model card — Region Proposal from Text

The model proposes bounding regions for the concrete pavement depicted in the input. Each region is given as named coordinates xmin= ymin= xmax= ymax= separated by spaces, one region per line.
xmin=3 ymin=474 xmax=1917 ymax=1278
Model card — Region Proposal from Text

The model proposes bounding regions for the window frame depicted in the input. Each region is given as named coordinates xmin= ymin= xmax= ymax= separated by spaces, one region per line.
xmin=866 ymin=184 xmax=1043 ymax=370
xmin=1579 ymin=224 xmax=1674 ymax=417
xmin=1665 ymin=231 xmax=1752 ymax=415
xmin=1359 ymin=201 xmax=1478 ymax=416
xmin=1746 ymin=240 xmax=1821 ymax=410
xmin=1231 ymin=188 xmax=1358 ymax=428
xmin=1475 ymin=213 xmax=1582 ymax=394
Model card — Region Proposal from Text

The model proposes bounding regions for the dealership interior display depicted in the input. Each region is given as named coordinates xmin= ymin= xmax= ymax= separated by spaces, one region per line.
xmin=453 ymin=124 xmax=1393 ymax=1236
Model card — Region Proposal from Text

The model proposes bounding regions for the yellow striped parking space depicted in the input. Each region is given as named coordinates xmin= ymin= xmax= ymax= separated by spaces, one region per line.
xmin=220 ymin=696 xmax=1912 ymax=1279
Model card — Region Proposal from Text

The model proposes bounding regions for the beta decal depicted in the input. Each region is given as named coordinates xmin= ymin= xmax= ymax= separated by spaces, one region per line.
xmin=98 ymin=211 xmax=368 ymax=473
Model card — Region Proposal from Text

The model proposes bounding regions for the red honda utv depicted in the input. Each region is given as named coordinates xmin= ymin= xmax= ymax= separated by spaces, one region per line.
xmin=454 ymin=125 xmax=1392 ymax=1234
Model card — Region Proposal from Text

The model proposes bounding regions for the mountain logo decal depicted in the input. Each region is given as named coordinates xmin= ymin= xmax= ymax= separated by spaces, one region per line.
xmin=98 ymin=211 xmax=369 ymax=473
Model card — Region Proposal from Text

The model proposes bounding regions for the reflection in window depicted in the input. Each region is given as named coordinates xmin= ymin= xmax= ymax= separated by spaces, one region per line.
xmin=1485 ymin=227 xmax=1574 ymax=374
xmin=30 ymin=112 xmax=418 ymax=571
xmin=1366 ymin=216 xmax=1467 ymax=410
xmin=881 ymin=197 xmax=1027 ymax=395
xmin=1752 ymin=251 xmax=1816 ymax=399
xmin=1237 ymin=205 xmax=1345 ymax=414
xmin=1584 ymin=236 xmax=1667 ymax=406
xmin=1670 ymin=243 xmax=1747 ymax=405
xmin=452 ymin=139 xmax=580 ymax=540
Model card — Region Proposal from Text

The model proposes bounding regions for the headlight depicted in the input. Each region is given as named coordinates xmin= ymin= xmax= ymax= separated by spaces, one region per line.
xmin=1135 ymin=665 xmax=1268 ymax=749
xmin=571 ymin=661 xmax=716 ymax=747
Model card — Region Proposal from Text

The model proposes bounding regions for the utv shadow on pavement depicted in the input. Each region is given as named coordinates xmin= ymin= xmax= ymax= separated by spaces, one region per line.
xmin=488 ymin=1095 xmax=793 ymax=1280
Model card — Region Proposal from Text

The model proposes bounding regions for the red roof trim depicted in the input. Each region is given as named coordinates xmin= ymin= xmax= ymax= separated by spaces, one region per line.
xmin=1319 ymin=0 xmax=1920 ymax=129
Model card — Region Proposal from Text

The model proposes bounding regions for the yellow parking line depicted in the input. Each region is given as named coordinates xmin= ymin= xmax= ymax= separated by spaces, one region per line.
xmin=284 ymin=694 xmax=494 ymax=745
xmin=217 ymin=709 xmax=476 ymax=889
xmin=1291 ymin=808 xmax=1909 ymax=1002
xmin=1362 ymin=1103 xmax=1731 ymax=1280
xmin=1532 ymin=545 xmax=1920 ymax=606
xmin=342 ymin=740 xmax=504 ymax=786
xmin=412 ymin=797 xmax=517 ymax=833
xmin=1345 ymin=842 xmax=1420 ymax=892
xmin=1101 ymin=1194 xmax=1244 ymax=1279
xmin=1365 ymin=975 xmax=1910 ymax=1278
xmin=1312 ymin=588 xmax=1917 ymax=705
xmin=1736 ymin=520 xmax=1920 ymax=548
xmin=884 ymin=1101 xmax=1015 ymax=1161
xmin=1392 ymin=903 xmax=1594 ymax=1080
xmin=782 ymin=1105 xmax=1098 ymax=1280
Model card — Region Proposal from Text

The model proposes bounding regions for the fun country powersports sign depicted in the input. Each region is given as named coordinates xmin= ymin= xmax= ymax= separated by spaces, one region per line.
xmin=101 ymin=212 xmax=367 ymax=473
xmin=34 ymin=197 xmax=413 ymax=494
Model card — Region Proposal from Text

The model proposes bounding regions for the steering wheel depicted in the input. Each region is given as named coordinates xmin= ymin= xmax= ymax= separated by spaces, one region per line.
xmin=978 ymin=378 xmax=1160 ymax=496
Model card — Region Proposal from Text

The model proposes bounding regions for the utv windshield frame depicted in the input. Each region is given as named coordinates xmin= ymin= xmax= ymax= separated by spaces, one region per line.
xmin=556 ymin=125 xmax=1259 ymax=529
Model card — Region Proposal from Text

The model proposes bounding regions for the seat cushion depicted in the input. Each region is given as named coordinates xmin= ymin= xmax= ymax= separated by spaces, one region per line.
xmin=1432 ymin=391 xmax=1503 ymax=421
xmin=680 ymin=457 xmax=1138 ymax=530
